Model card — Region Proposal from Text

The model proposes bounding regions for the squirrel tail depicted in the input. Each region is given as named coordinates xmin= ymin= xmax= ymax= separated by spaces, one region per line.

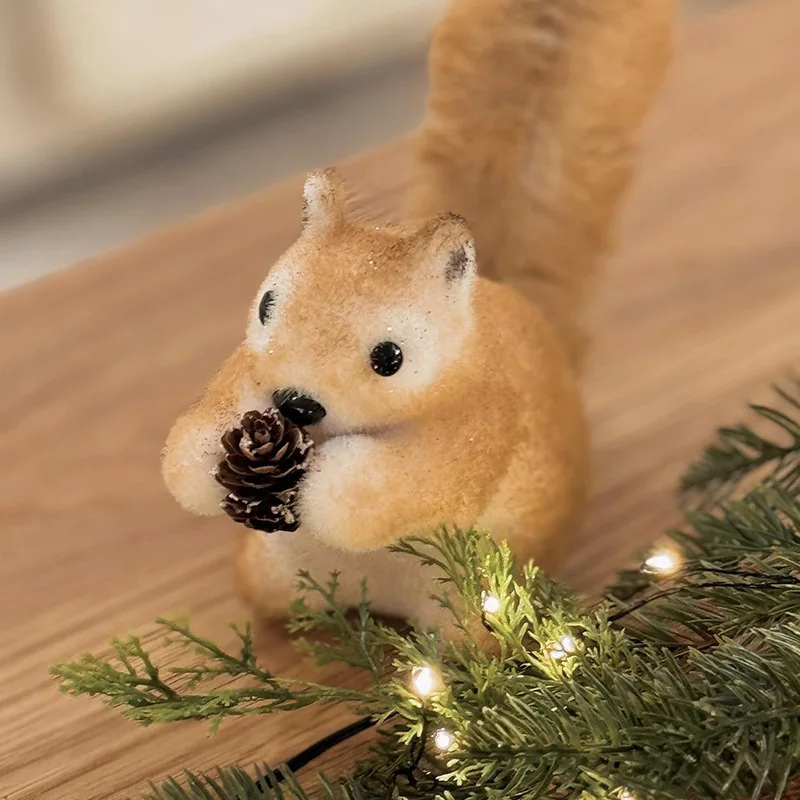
xmin=411 ymin=0 xmax=676 ymax=365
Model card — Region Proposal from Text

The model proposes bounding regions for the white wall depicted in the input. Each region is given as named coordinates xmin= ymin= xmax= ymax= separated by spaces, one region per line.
xmin=0 ymin=0 xmax=445 ymax=199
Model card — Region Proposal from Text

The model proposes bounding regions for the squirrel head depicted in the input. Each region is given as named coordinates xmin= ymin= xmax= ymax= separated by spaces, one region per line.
xmin=242 ymin=168 xmax=478 ymax=436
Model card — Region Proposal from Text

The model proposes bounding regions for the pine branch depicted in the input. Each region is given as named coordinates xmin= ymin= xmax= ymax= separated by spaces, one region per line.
xmin=607 ymin=484 xmax=800 ymax=646
xmin=287 ymin=572 xmax=396 ymax=681
xmin=138 ymin=763 xmax=297 ymax=800
xmin=136 ymin=763 xmax=369 ymax=800
xmin=51 ymin=618 xmax=374 ymax=731
xmin=390 ymin=529 xmax=486 ymax=637
xmin=55 ymin=525 xmax=800 ymax=799
xmin=680 ymin=378 xmax=800 ymax=507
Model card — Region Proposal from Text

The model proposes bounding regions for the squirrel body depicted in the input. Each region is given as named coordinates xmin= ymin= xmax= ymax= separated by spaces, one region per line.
xmin=162 ymin=0 xmax=675 ymax=628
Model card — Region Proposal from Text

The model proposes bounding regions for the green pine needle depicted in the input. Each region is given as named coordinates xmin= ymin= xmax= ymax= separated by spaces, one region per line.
xmin=679 ymin=377 xmax=800 ymax=507
xmin=138 ymin=764 xmax=305 ymax=800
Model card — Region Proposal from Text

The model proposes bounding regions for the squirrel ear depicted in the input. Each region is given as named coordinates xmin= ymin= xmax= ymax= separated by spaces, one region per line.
xmin=421 ymin=213 xmax=477 ymax=287
xmin=301 ymin=168 xmax=347 ymax=234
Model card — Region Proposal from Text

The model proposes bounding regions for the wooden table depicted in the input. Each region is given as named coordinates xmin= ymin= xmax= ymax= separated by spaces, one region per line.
xmin=1 ymin=1 xmax=798 ymax=797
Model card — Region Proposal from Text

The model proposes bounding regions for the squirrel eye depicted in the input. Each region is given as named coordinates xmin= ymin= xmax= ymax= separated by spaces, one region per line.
xmin=258 ymin=291 xmax=275 ymax=324
xmin=370 ymin=341 xmax=403 ymax=377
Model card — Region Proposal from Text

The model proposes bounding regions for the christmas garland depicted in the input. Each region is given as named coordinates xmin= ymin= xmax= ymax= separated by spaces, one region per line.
xmin=52 ymin=380 xmax=800 ymax=800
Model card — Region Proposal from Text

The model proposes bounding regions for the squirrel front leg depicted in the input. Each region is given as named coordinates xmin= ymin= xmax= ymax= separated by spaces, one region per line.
xmin=297 ymin=428 xmax=493 ymax=552
xmin=162 ymin=345 xmax=261 ymax=516
xmin=294 ymin=429 xmax=505 ymax=645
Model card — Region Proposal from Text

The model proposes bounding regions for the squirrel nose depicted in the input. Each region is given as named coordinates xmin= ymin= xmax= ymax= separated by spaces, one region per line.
xmin=273 ymin=388 xmax=327 ymax=426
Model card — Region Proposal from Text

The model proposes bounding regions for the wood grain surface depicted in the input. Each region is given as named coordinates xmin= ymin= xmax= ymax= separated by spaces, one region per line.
xmin=2 ymin=1 xmax=799 ymax=797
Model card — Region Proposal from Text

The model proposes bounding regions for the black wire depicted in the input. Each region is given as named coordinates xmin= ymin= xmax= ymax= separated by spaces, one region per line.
xmin=394 ymin=717 xmax=428 ymax=789
xmin=256 ymin=716 xmax=376 ymax=792
xmin=285 ymin=715 xmax=376 ymax=773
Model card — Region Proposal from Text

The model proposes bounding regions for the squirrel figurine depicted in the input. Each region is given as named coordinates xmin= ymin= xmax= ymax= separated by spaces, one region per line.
xmin=162 ymin=0 xmax=676 ymax=630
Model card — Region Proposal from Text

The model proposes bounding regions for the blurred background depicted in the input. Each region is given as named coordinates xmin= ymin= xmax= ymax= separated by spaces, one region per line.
xmin=0 ymin=0 xmax=744 ymax=292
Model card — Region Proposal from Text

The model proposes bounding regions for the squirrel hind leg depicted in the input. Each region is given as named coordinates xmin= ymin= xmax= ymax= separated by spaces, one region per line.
xmin=234 ymin=531 xmax=304 ymax=619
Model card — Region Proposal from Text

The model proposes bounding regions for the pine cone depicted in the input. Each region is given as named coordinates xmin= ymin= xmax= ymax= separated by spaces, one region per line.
xmin=215 ymin=408 xmax=314 ymax=533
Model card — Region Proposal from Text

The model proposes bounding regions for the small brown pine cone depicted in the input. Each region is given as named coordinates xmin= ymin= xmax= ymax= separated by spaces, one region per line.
xmin=214 ymin=408 xmax=314 ymax=533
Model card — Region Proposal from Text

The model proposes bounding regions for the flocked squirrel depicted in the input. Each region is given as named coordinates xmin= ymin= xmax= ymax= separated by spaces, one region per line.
xmin=162 ymin=0 xmax=676 ymax=629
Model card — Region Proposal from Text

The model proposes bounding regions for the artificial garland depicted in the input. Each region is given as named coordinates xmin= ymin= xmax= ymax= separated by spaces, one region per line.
xmin=52 ymin=380 xmax=800 ymax=800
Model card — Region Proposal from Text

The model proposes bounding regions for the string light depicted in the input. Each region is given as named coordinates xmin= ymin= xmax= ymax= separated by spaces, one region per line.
xmin=411 ymin=665 xmax=439 ymax=698
xmin=549 ymin=634 xmax=578 ymax=660
xmin=481 ymin=592 xmax=501 ymax=614
xmin=560 ymin=635 xmax=577 ymax=653
xmin=433 ymin=728 xmax=455 ymax=751
xmin=643 ymin=549 xmax=681 ymax=575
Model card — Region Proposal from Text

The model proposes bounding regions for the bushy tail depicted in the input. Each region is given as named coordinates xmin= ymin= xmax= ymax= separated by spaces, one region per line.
xmin=412 ymin=0 xmax=676 ymax=364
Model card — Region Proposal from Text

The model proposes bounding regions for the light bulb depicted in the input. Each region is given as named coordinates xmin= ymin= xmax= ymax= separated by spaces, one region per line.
xmin=481 ymin=593 xmax=501 ymax=614
xmin=411 ymin=665 xmax=438 ymax=698
xmin=433 ymin=728 xmax=455 ymax=751
xmin=549 ymin=634 xmax=577 ymax=660
xmin=560 ymin=635 xmax=577 ymax=653
xmin=643 ymin=550 xmax=680 ymax=574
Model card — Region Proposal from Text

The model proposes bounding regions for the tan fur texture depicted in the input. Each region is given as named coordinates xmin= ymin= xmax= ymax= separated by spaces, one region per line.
xmin=162 ymin=0 xmax=675 ymax=630
xmin=413 ymin=0 xmax=676 ymax=365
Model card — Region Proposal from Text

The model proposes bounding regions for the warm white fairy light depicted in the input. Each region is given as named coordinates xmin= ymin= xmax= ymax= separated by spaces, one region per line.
xmin=560 ymin=635 xmax=577 ymax=653
xmin=549 ymin=634 xmax=578 ymax=660
xmin=619 ymin=789 xmax=636 ymax=800
xmin=433 ymin=727 xmax=455 ymax=751
xmin=643 ymin=549 xmax=681 ymax=575
xmin=481 ymin=592 xmax=501 ymax=614
xmin=411 ymin=665 xmax=439 ymax=698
